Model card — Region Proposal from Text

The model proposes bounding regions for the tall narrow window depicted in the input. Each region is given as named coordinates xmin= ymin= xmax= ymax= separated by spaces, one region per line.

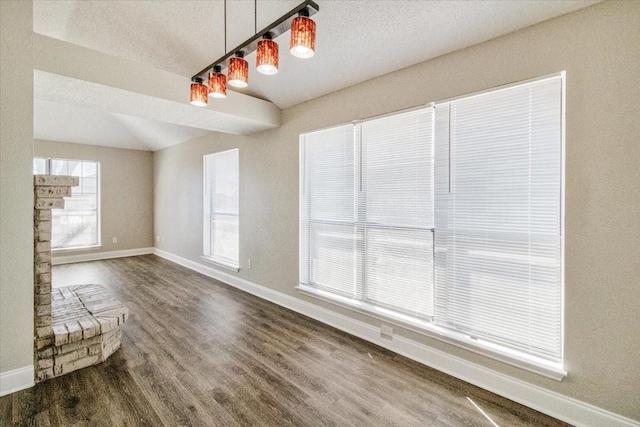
xmin=203 ymin=149 xmax=239 ymax=270
xmin=300 ymin=125 xmax=356 ymax=297
xmin=33 ymin=157 xmax=100 ymax=250
xmin=361 ymin=109 xmax=434 ymax=319
xmin=300 ymin=108 xmax=435 ymax=320
xmin=434 ymin=76 xmax=564 ymax=363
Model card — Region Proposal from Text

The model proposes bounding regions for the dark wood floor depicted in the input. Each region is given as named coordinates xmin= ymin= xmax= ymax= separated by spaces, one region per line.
xmin=1 ymin=255 xmax=570 ymax=426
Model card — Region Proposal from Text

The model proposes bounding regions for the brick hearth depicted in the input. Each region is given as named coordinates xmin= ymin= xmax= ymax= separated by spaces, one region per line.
xmin=33 ymin=175 xmax=128 ymax=382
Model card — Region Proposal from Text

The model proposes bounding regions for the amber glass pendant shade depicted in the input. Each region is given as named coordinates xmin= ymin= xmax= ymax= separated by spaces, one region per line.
xmin=228 ymin=55 xmax=249 ymax=88
xmin=188 ymin=4 xmax=319 ymax=105
xmin=190 ymin=77 xmax=208 ymax=107
xmin=290 ymin=15 xmax=316 ymax=59
xmin=208 ymin=66 xmax=227 ymax=99
xmin=256 ymin=37 xmax=279 ymax=75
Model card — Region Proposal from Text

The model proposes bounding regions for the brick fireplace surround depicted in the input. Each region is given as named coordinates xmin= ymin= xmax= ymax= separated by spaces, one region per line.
xmin=33 ymin=175 xmax=128 ymax=382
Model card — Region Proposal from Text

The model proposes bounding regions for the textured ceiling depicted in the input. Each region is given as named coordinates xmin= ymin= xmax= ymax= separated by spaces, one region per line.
xmin=34 ymin=0 xmax=599 ymax=109
xmin=35 ymin=99 xmax=212 ymax=152
xmin=32 ymin=34 xmax=279 ymax=151
xmin=33 ymin=69 xmax=278 ymax=136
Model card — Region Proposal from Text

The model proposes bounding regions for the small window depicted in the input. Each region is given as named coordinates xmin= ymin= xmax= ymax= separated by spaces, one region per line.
xmin=203 ymin=149 xmax=239 ymax=270
xmin=34 ymin=157 xmax=101 ymax=250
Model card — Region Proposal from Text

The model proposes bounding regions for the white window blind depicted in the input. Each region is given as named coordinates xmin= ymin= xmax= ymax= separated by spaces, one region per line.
xmin=299 ymin=74 xmax=564 ymax=372
xmin=434 ymin=76 xmax=563 ymax=362
xmin=300 ymin=125 xmax=357 ymax=297
xmin=300 ymin=109 xmax=434 ymax=319
xmin=361 ymin=109 xmax=434 ymax=318
xmin=33 ymin=157 xmax=100 ymax=250
xmin=204 ymin=149 xmax=239 ymax=269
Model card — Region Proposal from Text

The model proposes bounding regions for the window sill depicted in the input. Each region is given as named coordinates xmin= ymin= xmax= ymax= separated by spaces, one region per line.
xmin=200 ymin=256 xmax=239 ymax=273
xmin=52 ymin=245 xmax=102 ymax=253
xmin=296 ymin=284 xmax=567 ymax=381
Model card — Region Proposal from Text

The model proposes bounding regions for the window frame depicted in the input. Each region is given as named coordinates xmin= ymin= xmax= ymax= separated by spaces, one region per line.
xmin=298 ymin=72 xmax=566 ymax=380
xmin=202 ymin=149 xmax=240 ymax=272
xmin=34 ymin=157 xmax=102 ymax=252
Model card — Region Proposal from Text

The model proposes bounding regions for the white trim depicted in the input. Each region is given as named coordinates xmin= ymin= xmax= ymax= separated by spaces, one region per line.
xmin=434 ymin=71 xmax=564 ymax=106
xmin=200 ymin=256 xmax=240 ymax=272
xmin=152 ymin=248 xmax=639 ymax=427
xmin=297 ymin=284 xmax=566 ymax=381
xmin=0 ymin=365 xmax=34 ymax=396
xmin=299 ymin=73 xmax=564 ymax=138
xmin=52 ymin=245 xmax=102 ymax=253
xmin=52 ymin=247 xmax=154 ymax=265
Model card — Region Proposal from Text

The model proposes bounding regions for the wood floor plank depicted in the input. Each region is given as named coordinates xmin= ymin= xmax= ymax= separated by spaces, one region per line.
xmin=97 ymin=360 xmax=165 ymax=426
xmin=12 ymin=410 xmax=51 ymax=427
xmin=1 ymin=255 xmax=571 ymax=426
xmin=128 ymin=362 xmax=208 ymax=426
xmin=46 ymin=368 xmax=114 ymax=427
xmin=0 ymin=393 xmax=12 ymax=425
xmin=9 ymin=380 xmax=60 ymax=425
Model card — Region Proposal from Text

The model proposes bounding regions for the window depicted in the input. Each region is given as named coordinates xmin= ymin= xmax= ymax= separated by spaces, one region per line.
xmin=434 ymin=76 xmax=563 ymax=365
xmin=361 ymin=110 xmax=434 ymax=318
xmin=33 ymin=157 xmax=100 ymax=250
xmin=203 ymin=149 xmax=239 ymax=270
xmin=299 ymin=110 xmax=435 ymax=319
xmin=299 ymin=74 xmax=564 ymax=377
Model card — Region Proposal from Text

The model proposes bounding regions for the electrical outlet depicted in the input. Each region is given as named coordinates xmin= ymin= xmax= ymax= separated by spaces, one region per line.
xmin=112 ymin=237 xmax=118 ymax=244
xmin=247 ymin=259 xmax=252 ymax=270
xmin=381 ymin=324 xmax=394 ymax=337
xmin=156 ymin=235 xmax=161 ymax=242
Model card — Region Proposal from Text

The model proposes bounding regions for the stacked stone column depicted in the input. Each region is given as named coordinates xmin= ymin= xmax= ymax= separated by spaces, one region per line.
xmin=33 ymin=174 xmax=79 ymax=382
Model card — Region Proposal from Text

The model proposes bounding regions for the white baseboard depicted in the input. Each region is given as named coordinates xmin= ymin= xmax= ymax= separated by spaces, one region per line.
xmin=52 ymin=247 xmax=154 ymax=265
xmin=152 ymin=248 xmax=639 ymax=427
xmin=0 ymin=365 xmax=34 ymax=396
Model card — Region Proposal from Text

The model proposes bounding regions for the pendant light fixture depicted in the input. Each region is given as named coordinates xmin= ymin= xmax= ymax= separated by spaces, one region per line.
xmin=228 ymin=52 xmax=249 ymax=88
xmin=190 ymin=0 xmax=319 ymax=103
xmin=190 ymin=77 xmax=208 ymax=107
xmin=208 ymin=65 xmax=227 ymax=98
xmin=256 ymin=32 xmax=279 ymax=75
xmin=290 ymin=8 xmax=316 ymax=59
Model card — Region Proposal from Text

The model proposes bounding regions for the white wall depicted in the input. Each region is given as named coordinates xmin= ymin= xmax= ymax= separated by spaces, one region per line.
xmin=154 ymin=1 xmax=640 ymax=421
xmin=34 ymin=140 xmax=154 ymax=257
xmin=0 ymin=1 xmax=34 ymax=381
